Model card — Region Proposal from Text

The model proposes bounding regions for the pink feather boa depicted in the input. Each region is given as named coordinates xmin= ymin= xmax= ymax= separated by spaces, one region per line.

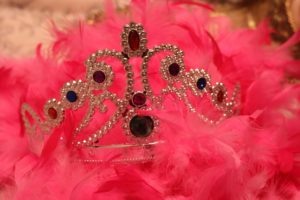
xmin=1 ymin=0 xmax=300 ymax=199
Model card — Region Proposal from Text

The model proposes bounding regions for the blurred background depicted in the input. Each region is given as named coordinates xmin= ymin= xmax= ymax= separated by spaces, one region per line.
xmin=0 ymin=0 xmax=299 ymax=58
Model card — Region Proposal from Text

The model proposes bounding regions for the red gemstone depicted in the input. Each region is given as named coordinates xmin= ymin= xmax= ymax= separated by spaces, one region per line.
xmin=48 ymin=107 xmax=58 ymax=119
xmin=217 ymin=90 xmax=224 ymax=103
xmin=132 ymin=92 xmax=146 ymax=107
xmin=128 ymin=30 xmax=140 ymax=51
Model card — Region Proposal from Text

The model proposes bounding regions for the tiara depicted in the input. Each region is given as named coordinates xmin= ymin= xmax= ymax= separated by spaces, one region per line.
xmin=21 ymin=22 xmax=240 ymax=163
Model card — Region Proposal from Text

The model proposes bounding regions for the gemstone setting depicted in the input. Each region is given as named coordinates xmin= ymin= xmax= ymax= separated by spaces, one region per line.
xmin=93 ymin=70 xmax=106 ymax=83
xmin=66 ymin=91 xmax=78 ymax=102
xmin=211 ymin=82 xmax=227 ymax=109
xmin=168 ymin=63 xmax=180 ymax=76
xmin=121 ymin=23 xmax=147 ymax=57
xmin=43 ymin=98 xmax=64 ymax=126
xmin=183 ymin=69 xmax=211 ymax=96
xmin=160 ymin=55 xmax=185 ymax=82
xmin=132 ymin=92 xmax=147 ymax=107
xmin=129 ymin=115 xmax=154 ymax=137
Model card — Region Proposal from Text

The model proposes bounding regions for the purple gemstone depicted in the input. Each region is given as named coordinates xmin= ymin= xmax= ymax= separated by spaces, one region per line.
xmin=132 ymin=92 xmax=146 ymax=107
xmin=168 ymin=63 xmax=180 ymax=76
xmin=93 ymin=71 xmax=106 ymax=83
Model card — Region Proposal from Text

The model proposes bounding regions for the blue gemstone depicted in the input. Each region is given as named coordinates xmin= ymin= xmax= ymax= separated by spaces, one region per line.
xmin=66 ymin=91 xmax=77 ymax=102
xmin=196 ymin=77 xmax=206 ymax=90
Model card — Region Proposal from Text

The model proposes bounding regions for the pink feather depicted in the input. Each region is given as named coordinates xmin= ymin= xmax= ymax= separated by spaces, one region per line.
xmin=0 ymin=0 xmax=300 ymax=199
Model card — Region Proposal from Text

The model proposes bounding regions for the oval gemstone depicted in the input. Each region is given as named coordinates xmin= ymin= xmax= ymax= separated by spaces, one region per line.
xmin=93 ymin=71 xmax=106 ymax=83
xmin=217 ymin=90 xmax=224 ymax=103
xmin=168 ymin=63 xmax=180 ymax=76
xmin=48 ymin=107 xmax=58 ymax=119
xmin=132 ymin=92 xmax=146 ymax=107
xmin=128 ymin=30 xmax=140 ymax=51
xmin=66 ymin=91 xmax=78 ymax=102
xmin=196 ymin=77 xmax=207 ymax=90
xmin=129 ymin=115 xmax=154 ymax=137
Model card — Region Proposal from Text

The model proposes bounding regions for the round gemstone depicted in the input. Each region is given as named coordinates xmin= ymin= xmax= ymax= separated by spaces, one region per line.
xmin=196 ymin=77 xmax=207 ymax=90
xmin=93 ymin=71 xmax=106 ymax=83
xmin=217 ymin=90 xmax=224 ymax=103
xmin=128 ymin=30 xmax=140 ymax=51
xmin=48 ymin=107 xmax=58 ymax=119
xmin=129 ymin=115 xmax=154 ymax=137
xmin=132 ymin=92 xmax=146 ymax=107
xmin=168 ymin=63 xmax=180 ymax=76
xmin=66 ymin=91 xmax=78 ymax=102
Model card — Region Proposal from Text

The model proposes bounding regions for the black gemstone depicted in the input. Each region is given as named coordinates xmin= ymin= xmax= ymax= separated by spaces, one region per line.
xmin=66 ymin=91 xmax=78 ymax=102
xmin=129 ymin=115 xmax=154 ymax=137
xmin=93 ymin=71 xmax=106 ymax=83
xmin=168 ymin=63 xmax=180 ymax=76
xmin=196 ymin=77 xmax=207 ymax=90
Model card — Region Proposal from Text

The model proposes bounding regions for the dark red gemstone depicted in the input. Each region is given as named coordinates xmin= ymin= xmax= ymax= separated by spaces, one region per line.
xmin=93 ymin=71 xmax=106 ymax=83
xmin=132 ymin=92 xmax=146 ymax=107
xmin=217 ymin=90 xmax=224 ymax=103
xmin=48 ymin=107 xmax=58 ymax=119
xmin=168 ymin=63 xmax=180 ymax=76
xmin=128 ymin=30 xmax=140 ymax=51
xmin=129 ymin=115 xmax=154 ymax=137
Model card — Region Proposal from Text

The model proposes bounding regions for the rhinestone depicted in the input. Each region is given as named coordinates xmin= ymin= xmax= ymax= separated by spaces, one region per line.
xmin=168 ymin=63 xmax=180 ymax=76
xmin=93 ymin=71 xmax=106 ymax=83
xmin=196 ymin=77 xmax=207 ymax=90
xmin=132 ymin=92 xmax=146 ymax=107
xmin=48 ymin=107 xmax=58 ymax=119
xmin=128 ymin=30 xmax=140 ymax=51
xmin=129 ymin=115 xmax=154 ymax=137
xmin=217 ymin=90 xmax=224 ymax=103
xmin=66 ymin=91 xmax=78 ymax=102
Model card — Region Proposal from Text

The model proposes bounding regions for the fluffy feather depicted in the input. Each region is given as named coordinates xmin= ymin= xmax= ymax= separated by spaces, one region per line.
xmin=0 ymin=0 xmax=300 ymax=199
